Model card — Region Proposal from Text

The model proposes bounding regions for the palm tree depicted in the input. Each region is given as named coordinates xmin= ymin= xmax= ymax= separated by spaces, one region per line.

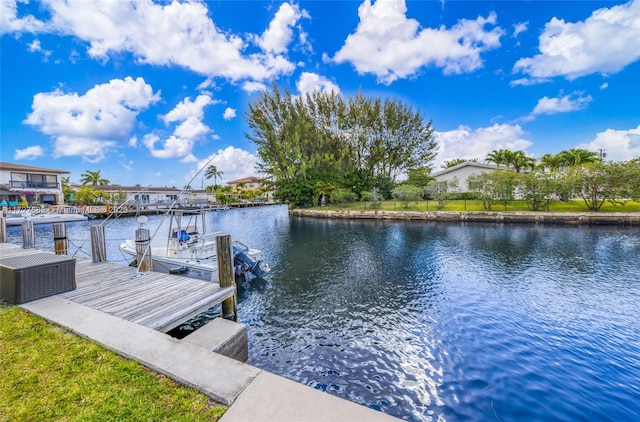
xmin=441 ymin=157 xmax=478 ymax=169
xmin=558 ymin=148 xmax=598 ymax=167
xmin=511 ymin=150 xmax=535 ymax=173
xmin=205 ymin=165 xmax=224 ymax=186
xmin=485 ymin=149 xmax=508 ymax=168
xmin=538 ymin=153 xmax=564 ymax=172
xmin=80 ymin=170 xmax=109 ymax=186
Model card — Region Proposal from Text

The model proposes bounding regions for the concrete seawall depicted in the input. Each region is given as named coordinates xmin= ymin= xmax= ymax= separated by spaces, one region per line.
xmin=290 ymin=209 xmax=640 ymax=226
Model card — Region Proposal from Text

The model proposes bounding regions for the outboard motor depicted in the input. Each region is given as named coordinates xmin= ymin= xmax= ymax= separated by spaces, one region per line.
xmin=233 ymin=245 xmax=270 ymax=278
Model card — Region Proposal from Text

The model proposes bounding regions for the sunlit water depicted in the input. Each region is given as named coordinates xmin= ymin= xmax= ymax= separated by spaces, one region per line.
xmin=6 ymin=206 xmax=640 ymax=421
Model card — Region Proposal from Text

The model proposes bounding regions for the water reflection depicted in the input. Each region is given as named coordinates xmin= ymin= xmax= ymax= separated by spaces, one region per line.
xmin=5 ymin=207 xmax=640 ymax=421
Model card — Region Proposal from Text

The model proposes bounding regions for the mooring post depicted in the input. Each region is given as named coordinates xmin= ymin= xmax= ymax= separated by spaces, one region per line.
xmin=21 ymin=220 xmax=35 ymax=249
xmin=0 ymin=216 xmax=6 ymax=243
xmin=135 ymin=227 xmax=152 ymax=271
xmin=53 ymin=223 xmax=68 ymax=255
xmin=90 ymin=225 xmax=107 ymax=262
xmin=216 ymin=234 xmax=237 ymax=321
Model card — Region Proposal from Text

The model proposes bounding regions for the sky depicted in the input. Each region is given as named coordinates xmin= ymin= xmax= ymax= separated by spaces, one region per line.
xmin=1 ymin=0 xmax=639 ymax=188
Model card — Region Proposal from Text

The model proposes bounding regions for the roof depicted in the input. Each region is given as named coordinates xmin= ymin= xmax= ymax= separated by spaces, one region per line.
xmin=0 ymin=162 xmax=70 ymax=174
xmin=71 ymin=184 xmax=184 ymax=192
xmin=431 ymin=161 xmax=499 ymax=177
xmin=227 ymin=176 xmax=263 ymax=185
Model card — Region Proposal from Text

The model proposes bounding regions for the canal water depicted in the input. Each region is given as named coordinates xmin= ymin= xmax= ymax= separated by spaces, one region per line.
xmin=6 ymin=205 xmax=640 ymax=421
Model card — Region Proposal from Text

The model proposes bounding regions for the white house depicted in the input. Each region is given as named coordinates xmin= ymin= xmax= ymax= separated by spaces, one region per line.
xmin=0 ymin=162 xmax=69 ymax=206
xmin=431 ymin=162 xmax=499 ymax=192
xmin=93 ymin=185 xmax=188 ymax=206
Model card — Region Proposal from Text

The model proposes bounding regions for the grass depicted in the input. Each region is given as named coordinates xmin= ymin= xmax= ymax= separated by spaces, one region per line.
xmin=313 ymin=199 xmax=640 ymax=213
xmin=0 ymin=301 xmax=226 ymax=422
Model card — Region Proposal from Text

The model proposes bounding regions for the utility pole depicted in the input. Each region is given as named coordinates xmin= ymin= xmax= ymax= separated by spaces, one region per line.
xmin=598 ymin=148 xmax=606 ymax=162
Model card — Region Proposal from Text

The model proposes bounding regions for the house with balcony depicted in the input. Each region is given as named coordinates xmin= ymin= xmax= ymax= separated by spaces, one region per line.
xmin=0 ymin=162 xmax=69 ymax=206
xmin=226 ymin=176 xmax=273 ymax=201
xmin=89 ymin=185 xmax=189 ymax=206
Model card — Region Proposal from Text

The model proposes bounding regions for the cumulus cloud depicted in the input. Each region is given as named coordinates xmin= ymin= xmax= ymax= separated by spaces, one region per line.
xmin=521 ymin=92 xmax=592 ymax=122
xmin=433 ymin=123 xmax=533 ymax=168
xmin=576 ymin=125 xmax=640 ymax=161
xmin=254 ymin=2 xmax=308 ymax=54
xmin=23 ymin=76 xmax=159 ymax=162
xmin=296 ymin=72 xmax=341 ymax=96
xmin=223 ymin=107 xmax=236 ymax=120
xmin=144 ymin=95 xmax=215 ymax=162
xmin=194 ymin=147 xmax=261 ymax=185
xmin=242 ymin=81 xmax=268 ymax=93
xmin=14 ymin=145 xmax=44 ymax=160
xmin=513 ymin=21 xmax=529 ymax=37
xmin=27 ymin=39 xmax=52 ymax=59
xmin=331 ymin=0 xmax=503 ymax=84
xmin=513 ymin=0 xmax=640 ymax=81
xmin=6 ymin=0 xmax=302 ymax=82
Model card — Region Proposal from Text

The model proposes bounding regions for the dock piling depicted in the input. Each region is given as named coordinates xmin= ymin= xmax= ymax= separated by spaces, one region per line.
xmin=0 ymin=216 xmax=6 ymax=243
xmin=216 ymin=234 xmax=237 ymax=321
xmin=53 ymin=223 xmax=68 ymax=255
xmin=90 ymin=225 xmax=107 ymax=262
xmin=135 ymin=227 xmax=152 ymax=272
xmin=21 ymin=220 xmax=35 ymax=249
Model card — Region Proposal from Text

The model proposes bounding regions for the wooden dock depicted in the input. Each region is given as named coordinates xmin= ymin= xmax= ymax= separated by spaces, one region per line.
xmin=1 ymin=243 xmax=235 ymax=333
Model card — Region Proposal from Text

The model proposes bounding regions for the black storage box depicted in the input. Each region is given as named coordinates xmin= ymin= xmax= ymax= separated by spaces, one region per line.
xmin=0 ymin=253 xmax=76 ymax=304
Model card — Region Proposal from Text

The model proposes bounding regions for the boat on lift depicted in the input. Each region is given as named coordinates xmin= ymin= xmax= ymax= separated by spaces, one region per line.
xmin=118 ymin=209 xmax=269 ymax=282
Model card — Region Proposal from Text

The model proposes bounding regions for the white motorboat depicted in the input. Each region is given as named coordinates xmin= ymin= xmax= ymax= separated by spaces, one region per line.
xmin=118 ymin=209 xmax=270 ymax=282
xmin=4 ymin=211 xmax=89 ymax=226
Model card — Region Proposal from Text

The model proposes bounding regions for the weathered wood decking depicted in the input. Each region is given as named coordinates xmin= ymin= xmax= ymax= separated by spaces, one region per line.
xmin=1 ymin=243 xmax=235 ymax=333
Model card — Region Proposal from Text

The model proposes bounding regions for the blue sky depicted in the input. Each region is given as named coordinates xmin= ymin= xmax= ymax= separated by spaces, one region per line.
xmin=2 ymin=0 xmax=639 ymax=187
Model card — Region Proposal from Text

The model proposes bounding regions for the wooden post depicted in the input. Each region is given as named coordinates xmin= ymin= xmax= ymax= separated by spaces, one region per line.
xmin=0 ymin=216 xmax=6 ymax=243
xmin=135 ymin=227 xmax=152 ymax=272
xmin=53 ymin=223 xmax=68 ymax=255
xmin=21 ymin=220 xmax=35 ymax=249
xmin=216 ymin=234 xmax=237 ymax=321
xmin=90 ymin=225 xmax=107 ymax=262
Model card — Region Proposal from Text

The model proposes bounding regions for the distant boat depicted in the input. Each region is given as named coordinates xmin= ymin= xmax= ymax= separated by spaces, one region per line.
xmin=4 ymin=210 xmax=89 ymax=226
xmin=118 ymin=209 xmax=269 ymax=282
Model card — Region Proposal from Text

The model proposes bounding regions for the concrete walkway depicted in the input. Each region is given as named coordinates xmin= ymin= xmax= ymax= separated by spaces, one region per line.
xmin=21 ymin=296 xmax=399 ymax=421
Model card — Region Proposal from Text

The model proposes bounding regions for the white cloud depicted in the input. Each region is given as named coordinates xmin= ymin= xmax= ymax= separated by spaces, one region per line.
xmin=1 ymin=0 xmax=49 ymax=34
xmin=576 ymin=125 xmax=640 ymax=161
xmin=242 ymin=81 xmax=268 ymax=93
xmin=433 ymin=123 xmax=533 ymax=167
xmin=600 ymin=82 xmax=609 ymax=90
xmin=513 ymin=0 xmax=640 ymax=80
xmin=331 ymin=0 xmax=503 ymax=84
xmin=513 ymin=21 xmax=529 ymax=37
xmin=254 ymin=2 xmax=306 ymax=54
xmin=27 ymin=39 xmax=52 ymax=58
xmin=510 ymin=77 xmax=551 ymax=87
xmin=14 ymin=145 xmax=44 ymax=160
xmin=144 ymin=95 xmax=215 ymax=162
xmin=23 ymin=76 xmax=159 ymax=162
xmin=194 ymin=147 xmax=261 ymax=185
xmin=296 ymin=72 xmax=341 ymax=96
xmin=8 ymin=0 xmax=300 ymax=82
xmin=223 ymin=107 xmax=236 ymax=120
xmin=521 ymin=92 xmax=592 ymax=121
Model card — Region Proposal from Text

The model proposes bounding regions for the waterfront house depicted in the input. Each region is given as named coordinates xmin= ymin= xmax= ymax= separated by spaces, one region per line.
xmin=227 ymin=176 xmax=273 ymax=201
xmin=0 ymin=162 xmax=69 ymax=205
xmin=431 ymin=161 xmax=499 ymax=192
xmin=91 ymin=185 xmax=189 ymax=206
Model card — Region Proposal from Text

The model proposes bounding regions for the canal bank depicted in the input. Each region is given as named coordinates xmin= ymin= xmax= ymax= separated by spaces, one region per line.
xmin=290 ymin=209 xmax=640 ymax=225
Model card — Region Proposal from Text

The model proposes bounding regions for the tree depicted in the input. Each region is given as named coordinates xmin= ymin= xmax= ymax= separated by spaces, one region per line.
xmin=205 ymin=165 xmax=223 ymax=186
xmin=425 ymin=177 xmax=459 ymax=209
xmin=331 ymin=188 xmax=357 ymax=209
xmin=441 ymin=158 xmax=478 ymax=168
xmin=392 ymin=184 xmax=423 ymax=209
xmin=559 ymin=148 xmax=598 ymax=167
xmin=510 ymin=151 xmax=536 ymax=173
xmin=468 ymin=170 xmax=517 ymax=210
xmin=485 ymin=149 xmax=508 ymax=168
xmin=538 ymin=153 xmax=564 ymax=172
xmin=80 ymin=170 xmax=109 ymax=186
xmin=517 ymin=172 xmax=556 ymax=211
xmin=568 ymin=161 xmax=635 ymax=211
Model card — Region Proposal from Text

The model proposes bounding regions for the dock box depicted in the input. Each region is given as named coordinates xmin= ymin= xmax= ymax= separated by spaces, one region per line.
xmin=0 ymin=253 xmax=76 ymax=304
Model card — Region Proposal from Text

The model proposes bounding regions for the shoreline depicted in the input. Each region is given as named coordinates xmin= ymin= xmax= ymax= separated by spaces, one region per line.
xmin=290 ymin=209 xmax=640 ymax=226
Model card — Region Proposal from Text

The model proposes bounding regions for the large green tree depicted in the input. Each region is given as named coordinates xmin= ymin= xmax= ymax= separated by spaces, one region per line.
xmin=204 ymin=165 xmax=223 ymax=186
xmin=245 ymin=84 xmax=438 ymax=206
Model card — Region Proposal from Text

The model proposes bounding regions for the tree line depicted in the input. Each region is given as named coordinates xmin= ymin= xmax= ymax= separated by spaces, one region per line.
xmin=245 ymin=84 xmax=438 ymax=206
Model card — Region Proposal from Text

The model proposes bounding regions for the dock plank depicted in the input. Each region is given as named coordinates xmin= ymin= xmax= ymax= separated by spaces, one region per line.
xmin=0 ymin=245 xmax=235 ymax=333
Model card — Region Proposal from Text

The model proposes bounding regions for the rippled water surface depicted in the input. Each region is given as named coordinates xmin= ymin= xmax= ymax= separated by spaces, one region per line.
xmin=7 ymin=206 xmax=640 ymax=421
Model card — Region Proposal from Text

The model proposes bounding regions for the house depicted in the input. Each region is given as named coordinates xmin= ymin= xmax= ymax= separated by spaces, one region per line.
xmin=431 ymin=161 xmax=499 ymax=192
xmin=90 ymin=185 xmax=188 ymax=206
xmin=0 ymin=162 xmax=69 ymax=205
xmin=226 ymin=176 xmax=273 ymax=200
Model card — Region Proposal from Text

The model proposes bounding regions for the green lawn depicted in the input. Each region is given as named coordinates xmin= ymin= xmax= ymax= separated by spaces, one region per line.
xmin=313 ymin=199 xmax=640 ymax=213
xmin=0 ymin=302 xmax=226 ymax=421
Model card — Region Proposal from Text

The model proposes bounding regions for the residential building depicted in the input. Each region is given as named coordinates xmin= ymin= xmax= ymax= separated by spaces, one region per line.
xmin=431 ymin=162 xmax=499 ymax=192
xmin=227 ymin=176 xmax=273 ymax=200
xmin=0 ymin=162 xmax=69 ymax=205
xmin=89 ymin=185 xmax=189 ymax=206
